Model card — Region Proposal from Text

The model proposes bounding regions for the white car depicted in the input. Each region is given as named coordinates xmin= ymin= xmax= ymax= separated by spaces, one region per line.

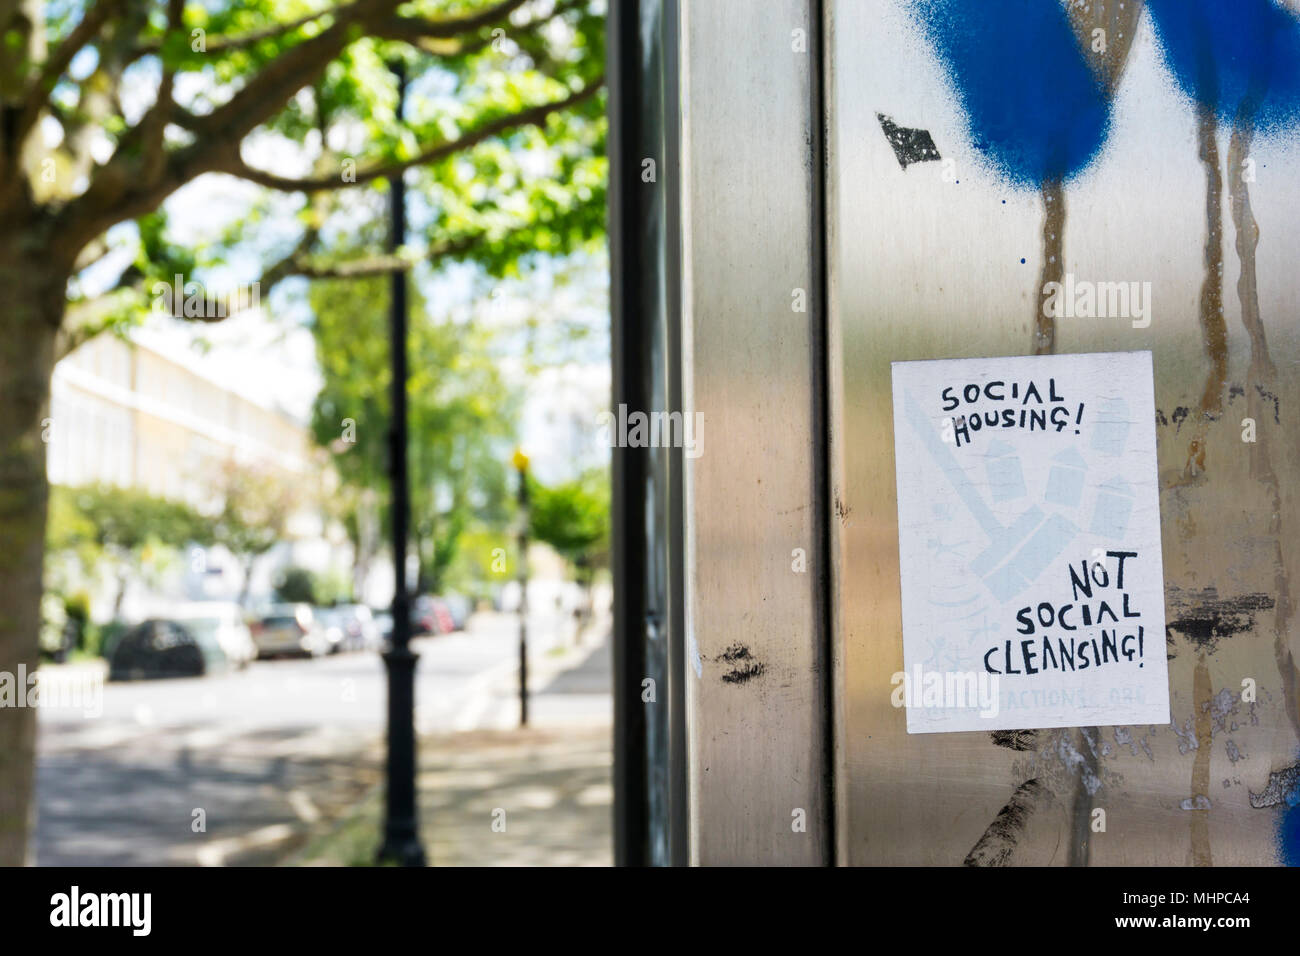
xmin=251 ymin=603 xmax=330 ymax=659
xmin=169 ymin=602 xmax=257 ymax=669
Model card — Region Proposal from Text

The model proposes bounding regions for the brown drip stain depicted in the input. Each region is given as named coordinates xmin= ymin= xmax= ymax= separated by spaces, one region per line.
xmin=1033 ymin=179 xmax=1065 ymax=356
xmin=1185 ymin=105 xmax=1229 ymax=483
xmin=1227 ymin=102 xmax=1299 ymax=741
xmin=1190 ymin=655 xmax=1213 ymax=866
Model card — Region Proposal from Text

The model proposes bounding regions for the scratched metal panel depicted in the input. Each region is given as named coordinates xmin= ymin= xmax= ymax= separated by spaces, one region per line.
xmin=681 ymin=0 xmax=829 ymax=863
xmin=828 ymin=0 xmax=1300 ymax=865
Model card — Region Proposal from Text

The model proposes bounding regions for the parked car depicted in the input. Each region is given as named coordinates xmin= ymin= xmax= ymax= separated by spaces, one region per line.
xmin=169 ymin=601 xmax=256 ymax=669
xmin=411 ymin=595 xmax=455 ymax=635
xmin=441 ymin=593 xmax=472 ymax=632
xmin=108 ymin=619 xmax=224 ymax=681
xmin=411 ymin=596 xmax=435 ymax=635
xmin=250 ymin=604 xmax=329 ymax=659
xmin=373 ymin=609 xmax=394 ymax=642
xmin=315 ymin=607 xmax=347 ymax=654
xmin=333 ymin=604 xmax=381 ymax=651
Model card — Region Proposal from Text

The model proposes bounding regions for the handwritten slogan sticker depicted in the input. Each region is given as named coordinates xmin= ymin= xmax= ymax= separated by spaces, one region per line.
xmin=889 ymin=351 xmax=1169 ymax=734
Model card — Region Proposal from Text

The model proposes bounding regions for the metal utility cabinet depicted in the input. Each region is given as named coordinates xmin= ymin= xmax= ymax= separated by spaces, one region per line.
xmin=610 ymin=0 xmax=1300 ymax=866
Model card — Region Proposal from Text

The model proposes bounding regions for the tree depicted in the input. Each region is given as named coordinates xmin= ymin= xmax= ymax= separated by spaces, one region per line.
xmin=309 ymin=274 xmax=516 ymax=595
xmin=274 ymin=566 xmax=318 ymax=604
xmin=47 ymin=483 xmax=211 ymax=615
xmin=208 ymin=458 xmax=299 ymax=604
xmin=528 ymin=464 xmax=608 ymax=605
xmin=0 ymin=0 xmax=605 ymax=862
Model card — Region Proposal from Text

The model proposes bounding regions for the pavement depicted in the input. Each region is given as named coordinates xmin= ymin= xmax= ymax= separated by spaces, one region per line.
xmin=292 ymin=627 xmax=613 ymax=866
xmin=32 ymin=609 xmax=611 ymax=866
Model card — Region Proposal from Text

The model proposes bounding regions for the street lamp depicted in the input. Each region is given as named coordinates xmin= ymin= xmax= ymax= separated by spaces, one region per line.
xmin=512 ymin=446 xmax=530 ymax=728
xmin=377 ymin=58 xmax=426 ymax=868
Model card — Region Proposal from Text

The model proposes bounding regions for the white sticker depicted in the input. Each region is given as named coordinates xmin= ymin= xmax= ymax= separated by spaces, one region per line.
xmin=890 ymin=350 xmax=1169 ymax=733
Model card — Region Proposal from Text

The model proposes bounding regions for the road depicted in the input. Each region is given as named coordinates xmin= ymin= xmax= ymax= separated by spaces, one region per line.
xmin=32 ymin=610 xmax=590 ymax=866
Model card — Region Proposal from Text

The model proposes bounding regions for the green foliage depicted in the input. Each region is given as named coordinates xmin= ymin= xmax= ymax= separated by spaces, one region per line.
xmin=208 ymin=458 xmax=299 ymax=565
xmin=441 ymin=526 xmax=511 ymax=599
xmin=44 ymin=0 xmax=607 ymax=344
xmin=309 ymin=274 xmax=518 ymax=594
xmin=313 ymin=566 xmax=353 ymax=605
xmin=51 ymin=483 xmax=211 ymax=556
xmin=528 ymin=465 xmax=609 ymax=576
xmin=274 ymin=566 xmax=317 ymax=604
xmin=273 ymin=563 xmax=353 ymax=606
xmin=45 ymin=482 xmax=213 ymax=614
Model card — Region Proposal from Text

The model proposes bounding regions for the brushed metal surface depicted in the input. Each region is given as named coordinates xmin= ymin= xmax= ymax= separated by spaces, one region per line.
xmin=827 ymin=0 xmax=1300 ymax=865
xmin=681 ymin=0 xmax=830 ymax=864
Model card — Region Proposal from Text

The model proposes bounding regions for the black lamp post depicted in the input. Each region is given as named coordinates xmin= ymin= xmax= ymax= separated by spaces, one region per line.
xmin=377 ymin=59 xmax=427 ymax=867
xmin=513 ymin=447 xmax=530 ymax=728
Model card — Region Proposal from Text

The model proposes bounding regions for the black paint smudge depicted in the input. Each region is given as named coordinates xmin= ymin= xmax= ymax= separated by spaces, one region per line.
xmin=717 ymin=644 xmax=765 ymax=685
xmin=964 ymin=779 xmax=1045 ymax=867
xmin=1255 ymin=383 xmax=1281 ymax=424
xmin=1248 ymin=762 xmax=1300 ymax=809
xmin=990 ymin=730 xmax=1038 ymax=751
xmin=877 ymin=113 xmax=942 ymax=169
xmin=1165 ymin=587 xmax=1275 ymax=652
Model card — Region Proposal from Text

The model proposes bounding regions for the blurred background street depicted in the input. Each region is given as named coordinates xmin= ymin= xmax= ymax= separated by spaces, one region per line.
xmin=0 ymin=0 xmax=613 ymax=870
xmin=35 ymin=605 xmax=610 ymax=866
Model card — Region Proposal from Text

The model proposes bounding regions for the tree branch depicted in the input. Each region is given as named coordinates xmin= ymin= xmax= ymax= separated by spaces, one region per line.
xmin=125 ymin=4 xmax=350 ymax=66
xmin=180 ymin=0 xmax=395 ymax=147
xmin=226 ymin=75 xmax=603 ymax=193
xmin=372 ymin=0 xmax=531 ymax=41
xmin=50 ymin=0 xmax=400 ymax=254
xmin=15 ymin=0 xmax=124 ymax=145
xmin=260 ymin=233 xmax=481 ymax=292
xmin=399 ymin=0 xmax=588 ymax=61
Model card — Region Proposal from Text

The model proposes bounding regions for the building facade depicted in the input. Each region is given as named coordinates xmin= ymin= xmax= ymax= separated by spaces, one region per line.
xmin=48 ymin=331 xmax=348 ymax=617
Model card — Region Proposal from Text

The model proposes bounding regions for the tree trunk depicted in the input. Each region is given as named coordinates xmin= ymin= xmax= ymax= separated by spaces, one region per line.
xmin=0 ymin=238 xmax=65 ymax=865
xmin=113 ymin=567 xmax=128 ymax=617
xmin=239 ymin=556 xmax=257 ymax=608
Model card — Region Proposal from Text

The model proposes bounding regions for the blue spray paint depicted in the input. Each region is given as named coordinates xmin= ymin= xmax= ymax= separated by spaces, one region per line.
xmin=905 ymin=0 xmax=1113 ymax=188
xmin=1281 ymin=751 xmax=1300 ymax=866
xmin=1146 ymin=0 xmax=1300 ymax=132
xmin=1149 ymin=5 xmax=1300 ymax=870
xmin=1282 ymin=802 xmax=1300 ymax=866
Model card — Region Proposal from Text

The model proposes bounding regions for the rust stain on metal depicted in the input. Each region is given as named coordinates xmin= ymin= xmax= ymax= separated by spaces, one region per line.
xmin=1190 ymin=655 xmax=1214 ymax=866
xmin=1193 ymin=105 xmax=1229 ymax=427
xmin=1032 ymin=179 xmax=1064 ymax=355
xmin=1226 ymin=104 xmax=1300 ymax=742
xmin=1065 ymin=0 xmax=1146 ymax=97
xmin=1228 ymin=107 xmax=1278 ymax=384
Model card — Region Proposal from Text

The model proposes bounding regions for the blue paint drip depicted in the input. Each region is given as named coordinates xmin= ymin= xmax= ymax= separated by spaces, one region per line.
xmin=1281 ymin=749 xmax=1300 ymax=866
xmin=1146 ymin=0 xmax=1300 ymax=133
xmin=905 ymin=0 xmax=1112 ymax=188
